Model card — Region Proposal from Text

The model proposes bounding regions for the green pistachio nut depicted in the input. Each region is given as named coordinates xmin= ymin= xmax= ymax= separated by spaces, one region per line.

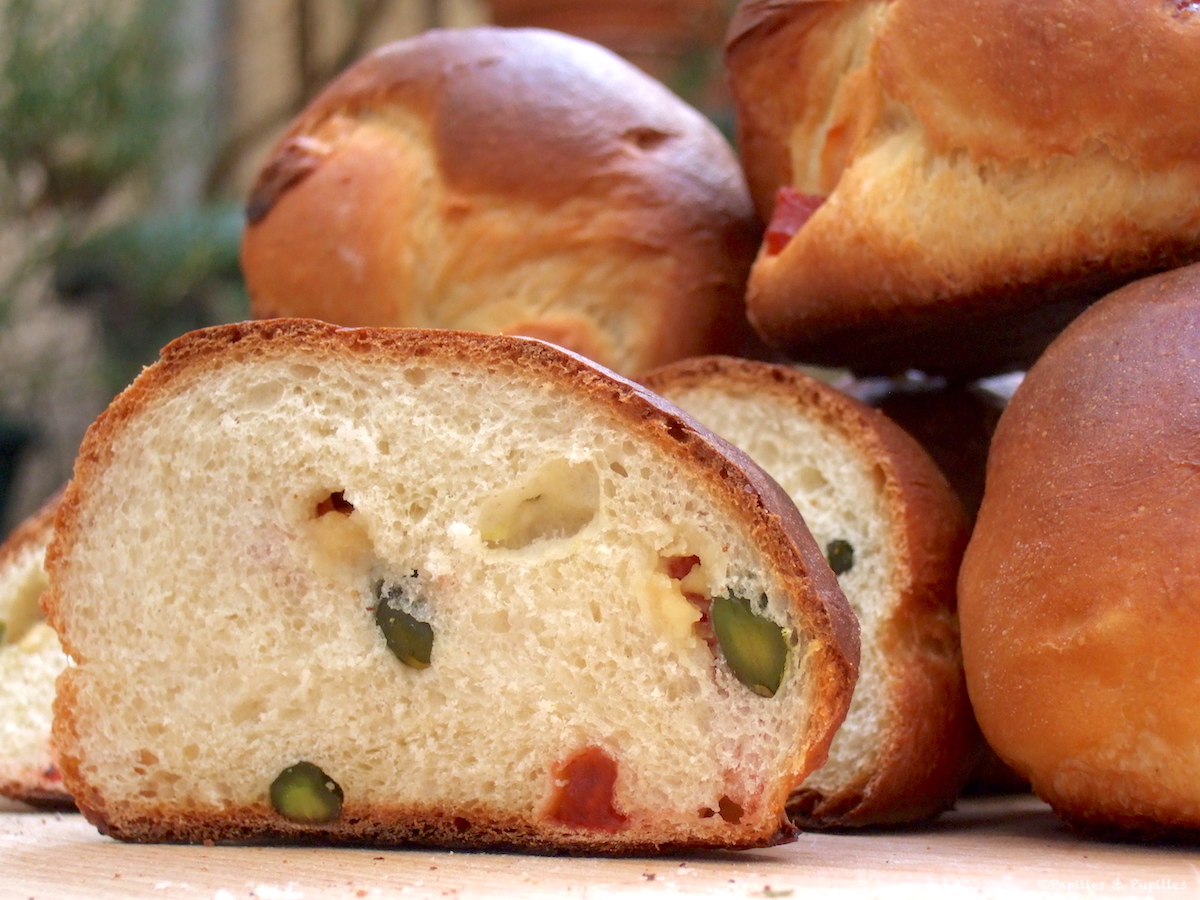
xmin=710 ymin=593 xmax=788 ymax=697
xmin=269 ymin=761 xmax=343 ymax=824
xmin=825 ymin=538 xmax=855 ymax=576
xmin=375 ymin=586 xmax=434 ymax=669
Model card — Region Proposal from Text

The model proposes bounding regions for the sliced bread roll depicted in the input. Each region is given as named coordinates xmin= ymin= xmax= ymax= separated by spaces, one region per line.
xmin=45 ymin=320 xmax=858 ymax=852
xmin=644 ymin=357 xmax=974 ymax=826
xmin=0 ymin=491 xmax=72 ymax=807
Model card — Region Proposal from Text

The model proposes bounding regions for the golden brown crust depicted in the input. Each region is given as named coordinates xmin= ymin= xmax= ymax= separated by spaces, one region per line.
xmin=728 ymin=0 xmax=1200 ymax=195
xmin=643 ymin=357 xmax=975 ymax=826
xmin=75 ymin=798 xmax=795 ymax=854
xmin=45 ymin=319 xmax=858 ymax=850
xmin=877 ymin=0 xmax=1200 ymax=168
xmin=959 ymin=262 xmax=1200 ymax=833
xmin=726 ymin=0 xmax=1200 ymax=377
xmin=241 ymin=26 xmax=760 ymax=379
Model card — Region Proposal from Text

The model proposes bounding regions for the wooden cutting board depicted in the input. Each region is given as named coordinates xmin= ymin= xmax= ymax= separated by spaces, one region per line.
xmin=3 ymin=795 xmax=1197 ymax=898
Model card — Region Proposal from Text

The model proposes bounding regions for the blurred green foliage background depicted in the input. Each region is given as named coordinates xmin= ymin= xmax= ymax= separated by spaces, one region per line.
xmin=0 ymin=0 xmax=249 ymax=527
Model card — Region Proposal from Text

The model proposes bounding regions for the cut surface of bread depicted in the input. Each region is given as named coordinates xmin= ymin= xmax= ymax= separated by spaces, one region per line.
xmin=644 ymin=357 xmax=973 ymax=826
xmin=241 ymin=26 xmax=760 ymax=379
xmin=45 ymin=320 xmax=858 ymax=852
xmin=0 ymin=491 xmax=72 ymax=807
xmin=960 ymin=263 xmax=1200 ymax=837
xmin=726 ymin=0 xmax=1200 ymax=377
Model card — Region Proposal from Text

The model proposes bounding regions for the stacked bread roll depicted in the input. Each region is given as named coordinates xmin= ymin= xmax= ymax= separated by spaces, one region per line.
xmin=725 ymin=0 xmax=1200 ymax=378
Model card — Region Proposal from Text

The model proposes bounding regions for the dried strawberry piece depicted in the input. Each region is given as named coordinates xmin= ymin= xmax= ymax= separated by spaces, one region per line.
xmin=764 ymin=187 xmax=825 ymax=255
xmin=548 ymin=746 xmax=627 ymax=831
xmin=662 ymin=554 xmax=700 ymax=580
xmin=687 ymin=592 xmax=720 ymax=655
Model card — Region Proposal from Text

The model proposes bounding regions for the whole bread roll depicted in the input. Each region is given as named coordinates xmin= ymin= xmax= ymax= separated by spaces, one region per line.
xmin=726 ymin=0 xmax=1200 ymax=377
xmin=645 ymin=358 xmax=974 ymax=826
xmin=959 ymin=263 xmax=1200 ymax=836
xmin=0 ymin=491 xmax=71 ymax=808
xmin=45 ymin=320 xmax=858 ymax=851
xmin=241 ymin=27 xmax=760 ymax=379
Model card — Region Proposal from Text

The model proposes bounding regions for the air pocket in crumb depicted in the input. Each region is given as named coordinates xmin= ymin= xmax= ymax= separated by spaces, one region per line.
xmin=478 ymin=459 xmax=599 ymax=550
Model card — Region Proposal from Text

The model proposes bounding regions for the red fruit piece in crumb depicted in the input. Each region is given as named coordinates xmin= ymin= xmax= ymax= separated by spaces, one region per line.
xmin=764 ymin=187 xmax=825 ymax=255
xmin=688 ymin=592 xmax=719 ymax=656
xmin=663 ymin=554 xmax=700 ymax=580
xmin=548 ymin=746 xmax=627 ymax=831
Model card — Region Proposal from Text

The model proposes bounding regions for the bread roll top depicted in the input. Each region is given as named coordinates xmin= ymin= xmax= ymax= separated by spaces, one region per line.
xmin=729 ymin=0 xmax=1200 ymax=211
xmin=242 ymin=27 xmax=759 ymax=378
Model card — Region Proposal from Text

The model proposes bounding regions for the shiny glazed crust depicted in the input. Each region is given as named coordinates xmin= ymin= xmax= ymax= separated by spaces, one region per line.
xmin=726 ymin=0 xmax=1200 ymax=377
xmin=0 ymin=490 xmax=72 ymax=808
xmin=45 ymin=320 xmax=859 ymax=852
xmin=241 ymin=27 xmax=760 ymax=379
xmin=644 ymin=357 xmax=974 ymax=826
xmin=959 ymin=263 xmax=1200 ymax=836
